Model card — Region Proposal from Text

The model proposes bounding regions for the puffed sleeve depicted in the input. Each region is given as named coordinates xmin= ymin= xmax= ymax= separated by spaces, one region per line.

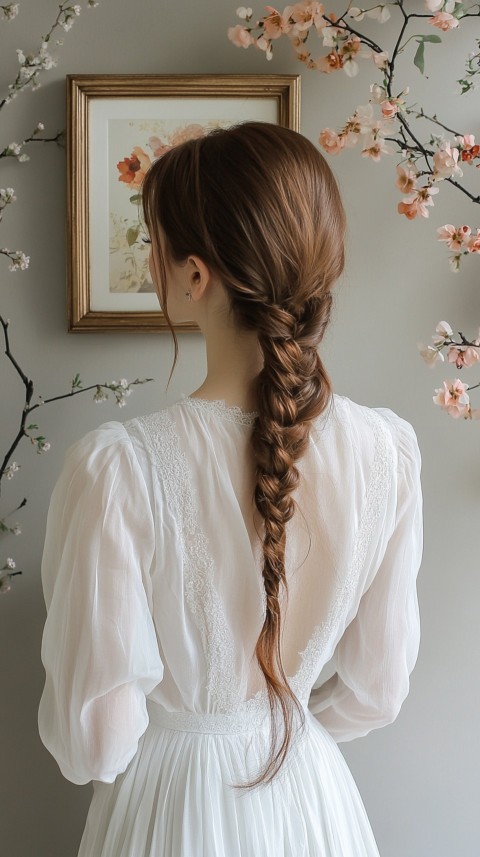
xmin=38 ymin=422 xmax=164 ymax=784
xmin=309 ymin=411 xmax=422 ymax=741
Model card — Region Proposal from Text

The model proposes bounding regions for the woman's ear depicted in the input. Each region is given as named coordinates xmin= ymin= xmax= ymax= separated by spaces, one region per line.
xmin=187 ymin=256 xmax=212 ymax=302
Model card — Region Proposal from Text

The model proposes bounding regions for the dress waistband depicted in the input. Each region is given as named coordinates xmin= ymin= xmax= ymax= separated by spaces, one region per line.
xmin=146 ymin=699 xmax=271 ymax=735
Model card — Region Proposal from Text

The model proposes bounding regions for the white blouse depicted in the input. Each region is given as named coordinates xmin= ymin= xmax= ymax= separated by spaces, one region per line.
xmin=38 ymin=394 xmax=422 ymax=785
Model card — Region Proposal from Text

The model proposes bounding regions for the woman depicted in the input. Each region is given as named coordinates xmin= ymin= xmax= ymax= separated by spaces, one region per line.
xmin=39 ymin=122 xmax=422 ymax=856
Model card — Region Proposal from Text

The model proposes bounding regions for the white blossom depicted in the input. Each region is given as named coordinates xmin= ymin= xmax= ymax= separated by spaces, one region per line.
xmin=4 ymin=461 xmax=20 ymax=480
xmin=366 ymin=5 xmax=391 ymax=23
xmin=433 ymin=320 xmax=454 ymax=345
xmin=418 ymin=343 xmax=444 ymax=367
xmin=370 ymin=83 xmax=386 ymax=103
xmin=12 ymin=524 xmax=21 ymax=536
xmin=31 ymin=437 xmax=50 ymax=453
xmin=4 ymin=250 xmax=30 ymax=271
xmin=236 ymin=6 xmax=252 ymax=19
xmin=6 ymin=141 xmax=21 ymax=155
xmin=0 ymin=188 xmax=16 ymax=205
xmin=2 ymin=4 xmax=20 ymax=20
xmin=448 ymin=254 xmax=461 ymax=272
xmin=5 ymin=558 xmax=16 ymax=570
xmin=349 ymin=7 xmax=365 ymax=20
xmin=93 ymin=387 xmax=108 ymax=403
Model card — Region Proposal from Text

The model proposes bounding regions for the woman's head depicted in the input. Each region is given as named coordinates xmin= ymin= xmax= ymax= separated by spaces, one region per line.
xmin=142 ymin=122 xmax=346 ymax=786
xmin=142 ymin=121 xmax=345 ymax=338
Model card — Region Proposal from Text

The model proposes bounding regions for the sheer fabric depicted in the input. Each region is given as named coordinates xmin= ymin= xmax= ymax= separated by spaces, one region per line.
xmin=38 ymin=394 xmax=422 ymax=856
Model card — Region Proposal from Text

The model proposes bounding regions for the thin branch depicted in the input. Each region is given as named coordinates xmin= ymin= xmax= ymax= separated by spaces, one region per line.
xmin=0 ymin=317 xmax=33 ymax=487
xmin=443 ymin=176 xmax=480 ymax=204
xmin=408 ymin=109 xmax=462 ymax=139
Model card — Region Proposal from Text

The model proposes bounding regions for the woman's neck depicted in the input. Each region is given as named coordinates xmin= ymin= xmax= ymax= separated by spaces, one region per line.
xmin=191 ymin=323 xmax=263 ymax=413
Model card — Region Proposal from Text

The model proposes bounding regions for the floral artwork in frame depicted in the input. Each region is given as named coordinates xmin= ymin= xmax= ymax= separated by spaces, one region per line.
xmin=67 ymin=74 xmax=300 ymax=333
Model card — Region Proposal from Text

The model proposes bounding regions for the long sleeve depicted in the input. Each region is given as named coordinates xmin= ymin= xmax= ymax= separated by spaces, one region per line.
xmin=309 ymin=412 xmax=422 ymax=741
xmin=38 ymin=422 xmax=164 ymax=785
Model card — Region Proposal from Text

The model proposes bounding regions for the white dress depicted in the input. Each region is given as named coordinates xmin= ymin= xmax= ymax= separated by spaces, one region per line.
xmin=38 ymin=394 xmax=422 ymax=857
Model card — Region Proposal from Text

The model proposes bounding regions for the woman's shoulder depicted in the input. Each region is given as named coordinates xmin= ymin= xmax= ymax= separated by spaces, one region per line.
xmin=328 ymin=393 xmax=420 ymax=466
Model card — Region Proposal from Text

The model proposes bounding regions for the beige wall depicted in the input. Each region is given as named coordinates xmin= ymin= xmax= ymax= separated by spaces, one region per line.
xmin=1 ymin=2 xmax=478 ymax=854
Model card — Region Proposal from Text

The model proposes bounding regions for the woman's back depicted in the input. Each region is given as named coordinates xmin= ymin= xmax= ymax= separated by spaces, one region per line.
xmin=39 ymin=394 xmax=421 ymax=848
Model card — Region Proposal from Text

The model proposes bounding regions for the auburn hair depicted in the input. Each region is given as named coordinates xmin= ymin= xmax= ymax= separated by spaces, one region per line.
xmin=142 ymin=122 xmax=346 ymax=786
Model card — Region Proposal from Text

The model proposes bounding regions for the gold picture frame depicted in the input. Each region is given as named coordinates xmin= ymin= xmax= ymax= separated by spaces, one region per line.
xmin=67 ymin=74 xmax=301 ymax=333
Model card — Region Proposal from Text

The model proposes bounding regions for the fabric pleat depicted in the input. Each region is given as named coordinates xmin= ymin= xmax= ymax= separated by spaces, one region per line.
xmin=79 ymin=708 xmax=380 ymax=857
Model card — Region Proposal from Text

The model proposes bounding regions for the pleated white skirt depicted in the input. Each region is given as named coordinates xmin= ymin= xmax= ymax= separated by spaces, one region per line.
xmin=78 ymin=702 xmax=380 ymax=857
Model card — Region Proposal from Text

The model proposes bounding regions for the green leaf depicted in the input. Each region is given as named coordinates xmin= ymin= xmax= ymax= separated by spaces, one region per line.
xmin=414 ymin=41 xmax=425 ymax=75
xmin=126 ymin=226 xmax=140 ymax=247
xmin=129 ymin=194 xmax=142 ymax=204
xmin=420 ymin=35 xmax=442 ymax=43
xmin=26 ymin=423 xmax=38 ymax=430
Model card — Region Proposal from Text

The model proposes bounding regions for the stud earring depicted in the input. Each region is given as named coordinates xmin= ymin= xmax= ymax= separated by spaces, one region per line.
xmin=185 ymin=291 xmax=192 ymax=301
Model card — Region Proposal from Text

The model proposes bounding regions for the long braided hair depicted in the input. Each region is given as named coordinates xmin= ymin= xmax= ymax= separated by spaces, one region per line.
xmin=142 ymin=122 xmax=346 ymax=785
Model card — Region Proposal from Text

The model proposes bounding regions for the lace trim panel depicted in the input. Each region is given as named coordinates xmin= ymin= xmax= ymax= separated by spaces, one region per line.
xmin=290 ymin=406 xmax=394 ymax=704
xmin=135 ymin=410 xmax=241 ymax=712
xmin=181 ymin=396 xmax=258 ymax=426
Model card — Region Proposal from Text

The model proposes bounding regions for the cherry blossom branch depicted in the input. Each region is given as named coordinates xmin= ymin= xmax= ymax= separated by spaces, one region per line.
xmin=0 ymin=316 xmax=153 ymax=489
xmin=229 ymin=2 xmax=480 ymax=421
xmin=0 ymin=2 xmax=100 ymax=111
xmin=0 ymin=128 xmax=64 ymax=160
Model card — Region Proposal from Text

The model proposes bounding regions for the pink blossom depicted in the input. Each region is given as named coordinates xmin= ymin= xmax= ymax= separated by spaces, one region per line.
xmin=395 ymin=164 xmax=418 ymax=194
xmin=467 ymin=230 xmax=480 ymax=253
xmin=361 ymin=138 xmax=393 ymax=162
xmin=380 ymin=100 xmax=398 ymax=118
xmin=227 ymin=24 xmax=254 ymax=48
xmin=398 ymin=186 xmax=439 ymax=219
xmin=457 ymin=134 xmax=476 ymax=150
xmin=319 ymin=128 xmax=345 ymax=155
xmin=425 ymin=0 xmax=443 ymax=10
xmin=289 ymin=1 xmax=326 ymax=33
xmin=340 ymin=35 xmax=362 ymax=77
xmin=428 ymin=11 xmax=459 ymax=31
xmin=316 ymin=50 xmax=343 ymax=73
xmin=433 ymin=379 xmax=471 ymax=418
xmin=437 ymin=224 xmax=471 ymax=250
xmin=432 ymin=142 xmax=462 ymax=180
xmin=263 ymin=6 xmax=292 ymax=38
xmin=447 ymin=346 xmax=480 ymax=369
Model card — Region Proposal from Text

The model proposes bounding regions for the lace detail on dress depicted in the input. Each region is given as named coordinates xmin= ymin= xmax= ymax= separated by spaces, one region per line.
xmin=135 ymin=410 xmax=241 ymax=712
xmin=147 ymin=699 xmax=271 ymax=735
xmin=290 ymin=406 xmax=394 ymax=705
xmin=181 ymin=397 xmax=258 ymax=426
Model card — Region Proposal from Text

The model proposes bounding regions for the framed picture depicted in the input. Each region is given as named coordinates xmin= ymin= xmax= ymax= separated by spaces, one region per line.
xmin=67 ymin=74 xmax=300 ymax=333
